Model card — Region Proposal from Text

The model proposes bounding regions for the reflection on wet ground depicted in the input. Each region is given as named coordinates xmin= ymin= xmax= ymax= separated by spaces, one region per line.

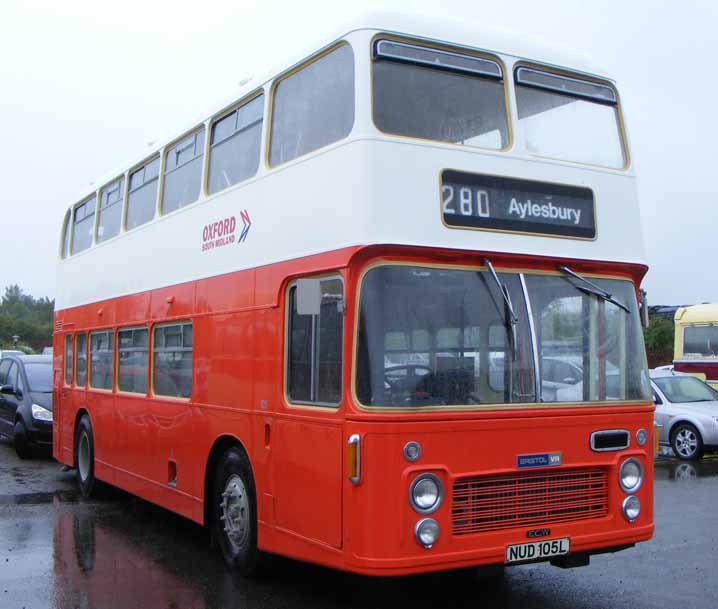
xmin=654 ymin=454 xmax=718 ymax=482
xmin=1 ymin=438 xmax=717 ymax=609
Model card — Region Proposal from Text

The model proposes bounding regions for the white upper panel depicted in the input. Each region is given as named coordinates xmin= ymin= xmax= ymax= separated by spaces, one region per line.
xmin=56 ymin=16 xmax=643 ymax=311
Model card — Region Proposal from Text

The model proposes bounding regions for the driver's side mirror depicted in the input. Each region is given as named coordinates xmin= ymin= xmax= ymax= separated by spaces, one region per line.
xmin=0 ymin=384 xmax=15 ymax=395
xmin=639 ymin=289 xmax=649 ymax=329
xmin=296 ymin=278 xmax=321 ymax=316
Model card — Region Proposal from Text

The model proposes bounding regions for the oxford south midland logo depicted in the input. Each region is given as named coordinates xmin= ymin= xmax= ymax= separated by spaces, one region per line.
xmin=201 ymin=210 xmax=251 ymax=252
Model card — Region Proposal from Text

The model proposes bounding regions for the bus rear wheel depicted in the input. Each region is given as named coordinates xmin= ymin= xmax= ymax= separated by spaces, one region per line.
xmin=212 ymin=447 xmax=258 ymax=575
xmin=75 ymin=415 xmax=98 ymax=498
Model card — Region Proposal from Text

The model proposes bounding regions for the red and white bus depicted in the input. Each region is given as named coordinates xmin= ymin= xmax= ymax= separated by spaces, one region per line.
xmin=53 ymin=13 xmax=654 ymax=576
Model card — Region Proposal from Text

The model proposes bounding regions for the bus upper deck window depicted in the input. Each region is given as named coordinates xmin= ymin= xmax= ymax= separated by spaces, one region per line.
xmin=127 ymin=156 xmax=160 ymax=230
xmin=514 ymin=67 xmax=625 ymax=168
xmin=97 ymin=177 xmax=125 ymax=243
xmin=208 ymin=94 xmax=264 ymax=194
xmin=372 ymin=39 xmax=509 ymax=149
xmin=270 ymin=44 xmax=355 ymax=166
xmin=71 ymin=195 xmax=96 ymax=255
xmin=162 ymin=129 xmax=205 ymax=214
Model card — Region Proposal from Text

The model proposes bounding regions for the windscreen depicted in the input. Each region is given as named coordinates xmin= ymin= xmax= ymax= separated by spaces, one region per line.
xmin=525 ymin=276 xmax=651 ymax=403
xmin=355 ymin=266 xmax=651 ymax=408
xmin=356 ymin=266 xmax=536 ymax=407
xmin=25 ymin=363 xmax=52 ymax=393
xmin=654 ymin=376 xmax=718 ymax=403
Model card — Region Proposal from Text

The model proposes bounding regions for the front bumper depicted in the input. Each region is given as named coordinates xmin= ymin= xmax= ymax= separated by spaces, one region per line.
xmin=26 ymin=419 xmax=53 ymax=447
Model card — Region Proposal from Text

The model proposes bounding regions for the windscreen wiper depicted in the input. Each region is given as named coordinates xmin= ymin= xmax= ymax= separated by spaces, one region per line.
xmin=558 ymin=266 xmax=630 ymax=313
xmin=484 ymin=259 xmax=518 ymax=361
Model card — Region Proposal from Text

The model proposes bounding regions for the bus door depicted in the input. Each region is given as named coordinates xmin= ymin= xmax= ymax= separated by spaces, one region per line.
xmin=273 ymin=277 xmax=344 ymax=548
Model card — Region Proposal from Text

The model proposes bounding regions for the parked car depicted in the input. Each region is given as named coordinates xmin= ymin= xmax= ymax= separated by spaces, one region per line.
xmin=0 ymin=349 xmax=23 ymax=359
xmin=0 ymin=354 xmax=53 ymax=458
xmin=651 ymin=369 xmax=718 ymax=461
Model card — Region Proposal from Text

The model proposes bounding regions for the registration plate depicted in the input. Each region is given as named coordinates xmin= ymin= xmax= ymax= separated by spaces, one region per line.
xmin=505 ymin=538 xmax=570 ymax=564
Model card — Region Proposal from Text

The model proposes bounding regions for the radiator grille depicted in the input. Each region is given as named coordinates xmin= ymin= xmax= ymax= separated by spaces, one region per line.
xmin=452 ymin=467 xmax=608 ymax=536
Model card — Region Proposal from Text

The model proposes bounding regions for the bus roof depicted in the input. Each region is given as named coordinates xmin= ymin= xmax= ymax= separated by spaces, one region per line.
xmin=675 ymin=304 xmax=718 ymax=324
xmin=76 ymin=11 xmax=612 ymax=197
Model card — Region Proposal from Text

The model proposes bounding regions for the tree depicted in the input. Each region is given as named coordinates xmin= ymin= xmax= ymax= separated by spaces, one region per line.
xmin=0 ymin=285 xmax=54 ymax=352
xmin=644 ymin=315 xmax=674 ymax=368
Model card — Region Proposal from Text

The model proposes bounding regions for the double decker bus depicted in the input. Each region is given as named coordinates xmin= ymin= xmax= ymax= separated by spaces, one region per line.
xmin=53 ymin=13 xmax=654 ymax=576
xmin=673 ymin=304 xmax=718 ymax=388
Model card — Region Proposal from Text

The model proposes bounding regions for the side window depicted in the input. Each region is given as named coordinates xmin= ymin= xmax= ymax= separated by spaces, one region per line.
xmin=117 ymin=328 xmax=148 ymax=394
xmin=6 ymin=363 xmax=18 ymax=389
xmin=61 ymin=210 xmax=71 ymax=259
xmin=287 ymin=277 xmax=344 ymax=405
xmin=97 ymin=177 xmax=125 ymax=243
xmin=64 ymin=335 xmax=73 ymax=385
xmin=16 ymin=368 xmax=25 ymax=395
xmin=208 ymin=94 xmax=264 ymax=194
xmin=0 ymin=360 xmax=11 ymax=386
xmin=71 ymin=195 xmax=96 ymax=255
xmin=76 ymin=333 xmax=87 ymax=386
xmin=89 ymin=330 xmax=114 ymax=390
xmin=153 ymin=323 xmax=192 ymax=399
xmin=127 ymin=157 xmax=160 ymax=230
xmin=270 ymin=44 xmax=355 ymax=166
xmin=162 ymin=129 xmax=205 ymax=214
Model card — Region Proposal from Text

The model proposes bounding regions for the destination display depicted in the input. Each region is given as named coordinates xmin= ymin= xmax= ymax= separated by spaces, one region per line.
xmin=441 ymin=171 xmax=596 ymax=239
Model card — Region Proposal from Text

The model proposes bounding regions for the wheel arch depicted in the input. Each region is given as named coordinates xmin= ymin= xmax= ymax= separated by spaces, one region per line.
xmin=203 ymin=434 xmax=253 ymax=527
xmin=668 ymin=417 xmax=706 ymax=443
xmin=72 ymin=407 xmax=90 ymax=467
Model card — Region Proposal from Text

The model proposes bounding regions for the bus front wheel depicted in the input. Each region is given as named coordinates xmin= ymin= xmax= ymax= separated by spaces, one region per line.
xmin=75 ymin=415 xmax=97 ymax=498
xmin=213 ymin=447 xmax=258 ymax=576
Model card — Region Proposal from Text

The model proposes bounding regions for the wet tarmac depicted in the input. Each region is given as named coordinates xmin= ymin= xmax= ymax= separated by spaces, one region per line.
xmin=1 ymin=436 xmax=716 ymax=609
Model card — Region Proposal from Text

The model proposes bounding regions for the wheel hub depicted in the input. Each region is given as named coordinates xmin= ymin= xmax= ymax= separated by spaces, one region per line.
xmin=220 ymin=475 xmax=250 ymax=553
xmin=675 ymin=429 xmax=697 ymax=457
xmin=78 ymin=432 xmax=90 ymax=481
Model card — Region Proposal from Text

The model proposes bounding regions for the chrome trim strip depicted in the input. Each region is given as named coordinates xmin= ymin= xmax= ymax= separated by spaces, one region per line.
xmin=348 ymin=434 xmax=361 ymax=485
xmin=520 ymin=273 xmax=541 ymax=401
xmin=590 ymin=429 xmax=630 ymax=452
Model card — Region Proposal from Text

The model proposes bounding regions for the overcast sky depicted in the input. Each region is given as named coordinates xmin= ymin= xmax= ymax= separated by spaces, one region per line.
xmin=1 ymin=0 xmax=715 ymax=305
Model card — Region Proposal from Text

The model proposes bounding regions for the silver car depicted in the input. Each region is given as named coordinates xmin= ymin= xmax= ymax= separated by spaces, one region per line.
xmin=651 ymin=369 xmax=718 ymax=460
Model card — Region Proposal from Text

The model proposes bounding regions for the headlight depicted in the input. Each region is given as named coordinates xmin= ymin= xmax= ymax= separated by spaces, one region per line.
xmin=409 ymin=474 xmax=443 ymax=514
xmin=31 ymin=404 xmax=53 ymax=422
xmin=622 ymin=495 xmax=641 ymax=522
xmin=619 ymin=458 xmax=643 ymax=493
xmin=414 ymin=518 xmax=440 ymax=548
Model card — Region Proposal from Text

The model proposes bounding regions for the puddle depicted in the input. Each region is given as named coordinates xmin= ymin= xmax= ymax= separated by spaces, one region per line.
xmin=0 ymin=490 xmax=80 ymax=505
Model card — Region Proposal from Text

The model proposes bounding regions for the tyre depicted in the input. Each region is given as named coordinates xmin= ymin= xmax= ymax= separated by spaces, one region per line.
xmin=212 ymin=447 xmax=258 ymax=575
xmin=75 ymin=415 xmax=98 ymax=498
xmin=13 ymin=420 xmax=31 ymax=460
xmin=671 ymin=423 xmax=703 ymax=461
